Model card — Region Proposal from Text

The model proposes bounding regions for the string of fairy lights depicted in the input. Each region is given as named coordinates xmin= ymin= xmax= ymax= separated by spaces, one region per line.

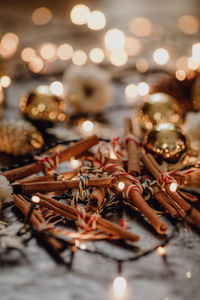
xmin=1 ymin=136 xmax=199 ymax=298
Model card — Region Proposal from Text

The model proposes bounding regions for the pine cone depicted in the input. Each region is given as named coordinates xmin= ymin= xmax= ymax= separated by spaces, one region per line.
xmin=0 ymin=120 xmax=44 ymax=156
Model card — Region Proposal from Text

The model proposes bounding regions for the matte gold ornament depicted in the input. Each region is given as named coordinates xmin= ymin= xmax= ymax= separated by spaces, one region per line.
xmin=20 ymin=85 xmax=67 ymax=127
xmin=0 ymin=120 xmax=44 ymax=156
xmin=137 ymin=92 xmax=183 ymax=133
xmin=143 ymin=123 xmax=188 ymax=163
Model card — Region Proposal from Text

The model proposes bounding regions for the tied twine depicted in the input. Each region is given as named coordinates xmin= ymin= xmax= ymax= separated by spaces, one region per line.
xmin=157 ymin=172 xmax=177 ymax=190
xmin=111 ymin=137 xmax=123 ymax=159
xmin=34 ymin=151 xmax=59 ymax=175
xmin=40 ymin=206 xmax=118 ymax=240
xmin=142 ymin=179 xmax=155 ymax=201
xmin=102 ymin=163 xmax=143 ymax=198
xmin=124 ymin=133 xmax=140 ymax=148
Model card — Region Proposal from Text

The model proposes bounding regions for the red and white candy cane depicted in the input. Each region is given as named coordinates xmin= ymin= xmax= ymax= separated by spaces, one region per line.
xmin=34 ymin=151 xmax=59 ymax=175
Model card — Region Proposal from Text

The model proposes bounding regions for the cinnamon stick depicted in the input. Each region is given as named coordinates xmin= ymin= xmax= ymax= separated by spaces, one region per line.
xmin=13 ymin=177 xmax=116 ymax=194
xmin=142 ymin=153 xmax=200 ymax=228
xmin=18 ymin=171 xmax=78 ymax=183
xmin=124 ymin=118 xmax=140 ymax=176
xmin=86 ymin=188 xmax=105 ymax=213
xmin=13 ymin=195 xmax=63 ymax=252
xmin=2 ymin=135 xmax=99 ymax=182
xmin=37 ymin=193 xmax=140 ymax=242
xmin=142 ymin=175 xmax=180 ymax=219
xmin=104 ymin=162 xmax=168 ymax=234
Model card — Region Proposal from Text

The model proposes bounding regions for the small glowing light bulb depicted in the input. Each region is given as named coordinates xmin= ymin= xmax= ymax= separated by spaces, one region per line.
xmin=113 ymin=276 xmax=127 ymax=298
xmin=186 ymin=271 xmax=192 ymax=278
xmin=104 ymin=29 xmax=125 ymax=50
xmin=110 ymin=149 xmax=117 ymax=159
xmin=125 ymin=84 xmax=137 ymax=98
xmin=70 ymin=4 xmax=90 ymax=25
xmin=118 ymin=182 xmax=125 ymax=191
xmin=137 ymin=82 xmax=149 ymax=96
xmin=50 ymin=81 xmax=64 ymax=96
xmin=31 ymin=195 xmax=40 ymax=204
xmin=192 ymin=43 xmax=200 ymax=63
xmin=79 ymin=243 xmax=87 ymax=250
xmin=0 ymin=75 xmax=11 ymax=88
xmin=157 ymin=246 xmax=167 ymax=256
xmin=153 ymin=48 xmax=169 ymax=65
xmin=70 ymin=158 xmax=81 ymax=170
xmin=82 ymin=120 xmax=94 ymax=132
xmin=169 ymin=182 xmax=177 ymax=192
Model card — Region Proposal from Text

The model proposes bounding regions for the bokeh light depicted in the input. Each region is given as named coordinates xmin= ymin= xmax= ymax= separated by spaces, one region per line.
xmin=89 ymin=48 xmax=104 ymax=63
xmin=177 ymin=15 xmax=199 ymax=35
xmin=136 ymin=58 xmax=149 ymax=72
xmin=32 ymin=7 xmax=52 ymax=25
xmin=192 ymin=43 xmax=200 ymax=63
xmin=113 ymin=276 xmax=127 ymax=298
xmin=137 ymin=82 xmax=149 ymax=96
xmin=125 ymin=84 xmax=137 ymax=98
xmin=50 ymin=81 xmax=64 ymax=96
xmin=72 ymin=50 xmax=87 ymax=65
xmin=87 ymin=10 xmax=106 ymax=30
xmin=82 ymin=120 xmax=94 ymax=132
xmin=0 ymin=32 xmax=19 ymax=58
xmin=188 ymin=56 xmax=199 ymax=70
xmin=0 ymin=75 xmax=11 ymax=88
xmin=110 ymin=49 xmax=128 ymax=66
xmin=28 ymin=56 xmax=44 ymax=73
xmin=104 ymin=29 xmax=125 ymax=50
xmin=130 ymin=17 xmax=152 ymax=37
xmin=70 ymin=4 xmax=90 ymax=25
xmin=40 ymin=43 xmax=57 ymax=61
xmin=124 ymin=36 xmax=142 ymax=56
xmin=153 ymin=48 xmax=169 ymax=65
xmin=58 ymin=43 xmax=73 ymax=61
xmin=21 ymin=47 xmax=36 ymax=62
xmin=175 ymin=69 xmax=186 ymax=81
xmin=176 ymin=56 xmax=189 ymax=71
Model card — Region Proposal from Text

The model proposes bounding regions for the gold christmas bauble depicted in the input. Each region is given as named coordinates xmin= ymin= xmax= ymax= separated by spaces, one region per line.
xmin=143 ymin=123 xmax=188 ymax=163
xmin=0 ymin=120 xmax=44 ymax=156
xmin=137 ymin=92 xmax=183 ymax=133
xmin=19 ymin=85 xmax=67 ymax=127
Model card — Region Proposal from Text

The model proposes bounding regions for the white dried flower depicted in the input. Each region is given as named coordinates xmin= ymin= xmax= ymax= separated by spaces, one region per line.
xmin=63 ymin=64 xmax=113 ymax=114
xmin=0 ymin=175 xmax=13 ymax=204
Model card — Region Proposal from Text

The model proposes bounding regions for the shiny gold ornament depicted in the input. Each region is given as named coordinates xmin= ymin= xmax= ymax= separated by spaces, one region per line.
xmin=0 ymin=120 xmax=44 ymax=156
xmin=137 ymin=92 xmax=183 ymax=133
xmin=19 ymin=85 xmax=67 ymax=127
xmin=143 ymin=123 xmax=188 ymax=163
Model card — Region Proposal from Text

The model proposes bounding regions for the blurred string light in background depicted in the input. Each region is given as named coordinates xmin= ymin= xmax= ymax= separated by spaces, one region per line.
xmin=70 ymin=4 xmax=90 ymax=25
xmin=40 ymin=43 xmax=57 ymax=61
xmin=129 ymin=17 xmax=152 ymax=37
xmin=21 ymin=47 xmax=36 ymax=62
xmin=72 ymin=50 xmax=87 ymax=65
xmin=87 ymin=10 xmax=106 ymax=30
xmin=177 ymin=15 xmax=199 ymax=34
xmin=32 ymin=7 xmax=52 ymax=25
xmin=89 ymin=48 xmax=104 ymax=63
xmin=124 ymin=36 xmax=142 ymax=56
xmin=0 ymin=32 xmax=19 ymax=58
xmin=104 ymin=29 xmax=125 ymax=50
xmin=153 ymin=48 xmax=169 ymax=65
xmin=58 ymin=44 xmax=73 ymax=61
